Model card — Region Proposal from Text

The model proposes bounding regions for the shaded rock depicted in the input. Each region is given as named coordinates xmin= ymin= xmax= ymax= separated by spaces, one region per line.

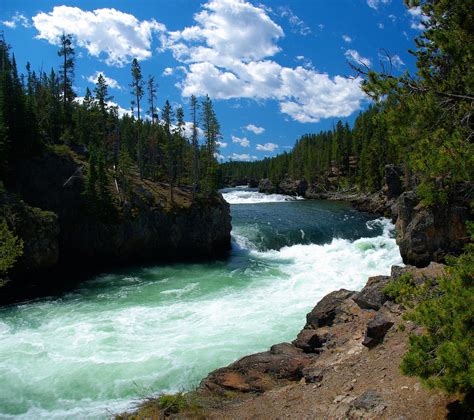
xmin=362 ymin=313 xmax=394 ymax=348
xmin=278 ymin=178 xmax=308 ymax=196
xmin=305 ymin=289 xmax=354 ymax=329
xmin=305 ymin=184 xmax=324 ymax=199
xmin=396 ymin=190 xmax=469 ymax=267
xmin=258 ymin=178 xmax=276 ymax=194
xmin=384 ymin=164 xmax=403 ymax=199
xmin=293 ymin=330 xmax=327 ymax=353
xmin=351 ymin=390 xmax=384 ymax=410
xmin=9 ymin=149 xmax=232 ymax=272
xmin=353 ymin=275 xmax=390 ymax=311
xmin=0 ymin=193 xmax=59 ymax=274
xmin=302 ymin=367 xmax=324 ymax=383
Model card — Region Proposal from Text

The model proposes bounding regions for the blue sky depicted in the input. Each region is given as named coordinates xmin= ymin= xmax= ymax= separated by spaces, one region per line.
xmin=0 ymin=0 xmax=425 ymax=161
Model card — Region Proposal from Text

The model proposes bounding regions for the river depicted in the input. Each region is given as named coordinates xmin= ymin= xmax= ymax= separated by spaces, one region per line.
xmin=0 ymin=188 xmax=402 ymax=418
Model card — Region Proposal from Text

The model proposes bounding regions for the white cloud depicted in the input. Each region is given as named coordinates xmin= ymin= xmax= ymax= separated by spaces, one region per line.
xmin=217 ymin=141 xmax=228 ymax=148
xmin=408 ymin=6 xmax=429 ymax=31
xmin=388 ymin=14 xmax=396 ymax=22
xmin=345 ymin=49 xmax=372 ymax=67
xmin=214 ymin=152 xmax=225 ymax=161
xmin=164 ymin=0 xmax=365 ymax=124
xmin=378 ymin=22 xmax=384 ymax=29
xmin=1 ymin=12 xmax=31 ymax=29
xmin=163 ymin=67 xmax=174 ymax=76
xmin=256 ymin=142 xmax=278 ymax=152
xmin=245 ymin=124 xmax=265 ymax=134
xmin=229 ymin=153 xmax=257 ymax=161
xmin=367 ymin=0 xmax=391 ymax=10
xmin=232 ymin=135 xmax=250 ymax=147
xmin=32 ymin=6 xmax=166 ymax=67
xmin=278 ymin=6 xmax=311 ymax=36
xmin=342 ymin=35 xmax=352 ymax=43
xmin=86 ymin=71 xmax=122 ymax=90
xmin=379 ymin=53 xmax=405 ymax=69
xmin=75 ymin=96 xmax=131 ymax=118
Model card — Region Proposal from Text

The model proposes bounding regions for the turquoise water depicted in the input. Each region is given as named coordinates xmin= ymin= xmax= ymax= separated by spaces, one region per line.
xmin=0 ymin=188 xmax=402 ymax=418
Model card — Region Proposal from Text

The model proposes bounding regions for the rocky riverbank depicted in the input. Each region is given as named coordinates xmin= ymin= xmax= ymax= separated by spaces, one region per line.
xmin=1 ymin=146 xmax=232 ymax=302
xmin=124 ymin=262 xmax=460 ymax=419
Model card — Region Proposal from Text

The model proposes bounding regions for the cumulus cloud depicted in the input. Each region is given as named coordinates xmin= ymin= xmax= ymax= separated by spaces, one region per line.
xmin=217 ymin=141 xmax=228 ymax=148
xmin=232 ymin=135 xmax=251 ymax=147
xmin=342 ymin=35 xmax=352 ymax=43
xmin=32 ymin=6 xmax=166 ymax=67
xmin=379 ymin=53 xmax=405 ymax=69
xmin=75 ymin=96 xmax=131 ymax=118
xmin=408 ymin=6 xmax=429 ymax=30
xmin=86 ymin=71 xmax=122 ymax=90
xmin=164 ymin=0 xmax=365 ymax=124
xmin=2 ymin=12 xmax=31 ymax=29
xmin=367 ymin=0 xmax=391 ymax=9
xmin=278 ymin=6 xmax=311 ymax=36
xmin=229 ymin=153 xmax=257 ymax=161
xmin=245 ymin=124 xmax=265 ymax=134
xmin=345 ymin=49 xmax=372 ymax=67
xmin=256 ymin=142 xmax=278 ymax=152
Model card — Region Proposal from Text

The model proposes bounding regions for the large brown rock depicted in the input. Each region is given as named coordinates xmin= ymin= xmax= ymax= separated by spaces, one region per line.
xmin=396 ymin=191 xmax=469 ymax=267
xmin=258 ymin=178 xmax=277 ymax=194
xmin=200 ymin=343 xmax=311 ymax=394
xmin=352 ymin=275 xmax=391 ymax=311
xmin=305 ymin=289 xmax=355 ymax=329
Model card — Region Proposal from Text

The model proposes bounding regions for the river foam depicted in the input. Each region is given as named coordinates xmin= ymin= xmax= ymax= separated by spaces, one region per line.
xmin=222 ymin=188 xmax=303 ymax=204
xmin=0 ymin=205 xmax=402 ymax=418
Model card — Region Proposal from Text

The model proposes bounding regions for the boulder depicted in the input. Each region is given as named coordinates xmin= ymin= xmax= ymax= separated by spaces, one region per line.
xmin=302 ymin=367 xmax=324 ymax=383
xmin=305 ymin=289 xmax=354 ymax=329
xmin=362 ymin=313 xmax=394 ymax=348
xmin=396 ymin=190 xmax=469 ymax=267
xmin=384 ymin=164 xmax=404 ymax=199
xmin=258 ymin=178 xmax=277 ymax=194
xmin=350 ymin=390 xmax=384 ymax=411
xmin=200 ymin=343 xmax=311 ymax=394
xmin=293 ymin=330 xmax=327 ymax=353
xmin=278 ymin=178 xmax=308 ymax=196
xmin=352 ymin=276 xmax=391 ymax=311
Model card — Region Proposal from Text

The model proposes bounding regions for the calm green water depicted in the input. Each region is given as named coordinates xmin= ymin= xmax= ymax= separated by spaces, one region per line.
xmin=0 ymin=188 xmax=402 ymax=418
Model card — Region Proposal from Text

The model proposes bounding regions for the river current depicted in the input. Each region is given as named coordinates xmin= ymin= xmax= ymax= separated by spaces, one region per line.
xmin=0 ymin=187 xmax=402 ymax=418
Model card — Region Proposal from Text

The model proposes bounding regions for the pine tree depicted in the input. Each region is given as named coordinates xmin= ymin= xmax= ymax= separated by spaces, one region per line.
xmin=162 ymin=100 xmax=175 ymax=203
xmin=57 ymin=33 xmax=75 ymax=117
xmin=130 ymin=59 xmax=144 ymax=177
xmin=147 ymin=75 xmax=158 ymax=125
xmin=190 ymin=95 xmax=200 ymax=199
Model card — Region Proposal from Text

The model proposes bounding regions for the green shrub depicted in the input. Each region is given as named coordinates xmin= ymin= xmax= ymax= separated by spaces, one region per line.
xmin=396 ymin=225 xmax=474 ymax=396
xmin=157 ymin=392 xmax=187 ymax=415
xmin=0 ymin=219 xmax=23 ymax=285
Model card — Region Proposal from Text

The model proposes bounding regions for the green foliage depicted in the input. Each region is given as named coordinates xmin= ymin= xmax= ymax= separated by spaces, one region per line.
xmin=388 ymin=228 xmax=474 ymax=396
xmin=156 ymin=392 xmax=188 ymax=415
xmin=359 ymin=0 xmax=473 ymax=204
xmin=222 ymin=105 xmax=396 ymax=192
xmin=384 ymin=273 xmax=435 ymax=308
xmin=0 ymin=219 xmax=23 ymax=285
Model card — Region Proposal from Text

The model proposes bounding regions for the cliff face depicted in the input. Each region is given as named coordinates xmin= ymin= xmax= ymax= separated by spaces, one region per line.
xmin=396 ymin=190 xmax=469 ymax=267
xmin=6 ymin=147 xmax=232 ymax=276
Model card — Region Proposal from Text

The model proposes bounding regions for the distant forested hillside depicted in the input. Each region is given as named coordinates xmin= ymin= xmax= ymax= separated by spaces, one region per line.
xmin=221 ymin=105 xmax=397 ymax=193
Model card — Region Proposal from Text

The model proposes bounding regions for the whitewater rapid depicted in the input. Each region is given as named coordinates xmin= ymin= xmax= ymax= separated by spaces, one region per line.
xmin=221 ymin=188 xmax=304 ymax=204
xmin=0 ymin=196 xmax=402 ymax=418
